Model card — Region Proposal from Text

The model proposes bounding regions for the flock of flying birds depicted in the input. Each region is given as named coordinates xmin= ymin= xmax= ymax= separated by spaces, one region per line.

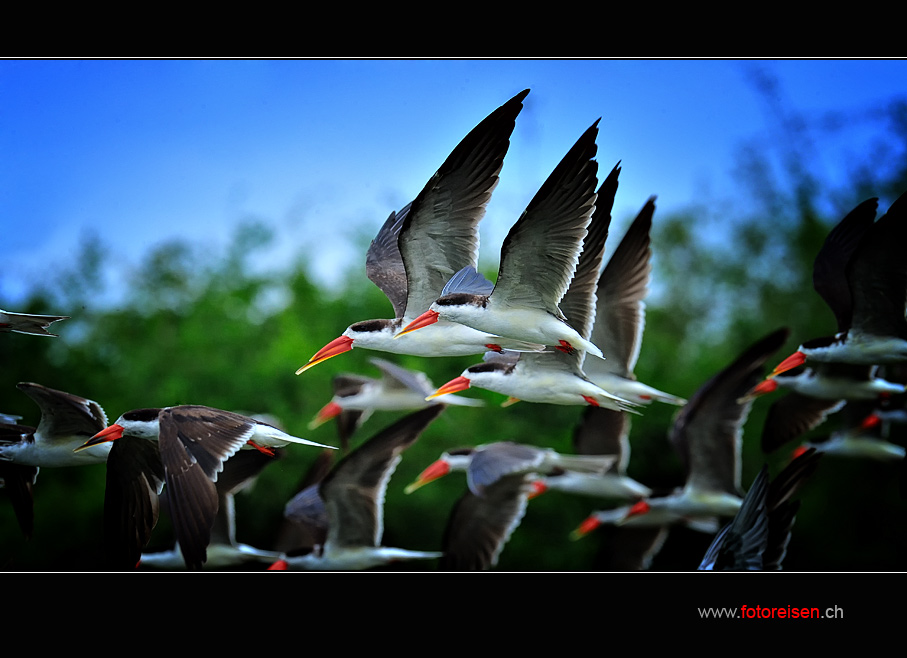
xmin=2 ymin=88 xmax=907 ymax=571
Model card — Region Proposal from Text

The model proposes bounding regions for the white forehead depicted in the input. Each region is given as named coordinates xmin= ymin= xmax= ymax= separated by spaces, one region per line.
xmin=116 ymin=413 xmax=161 ymax=438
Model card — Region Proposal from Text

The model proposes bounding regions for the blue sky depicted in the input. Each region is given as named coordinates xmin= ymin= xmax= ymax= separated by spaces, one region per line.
xmin=2 ymin=59 xmax=905 ymax=306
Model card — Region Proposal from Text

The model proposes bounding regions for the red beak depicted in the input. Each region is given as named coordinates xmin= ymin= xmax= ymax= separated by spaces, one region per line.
xmin=395 ymin=310 xmax=440 ymax=338
xmin=426 ymin=376 xmax=471 ymax=401
xmin=570 ymin=515 xmax=602 ymax=540
xmin=860 ymin=412 xmax=882 ymax=430
xmin=770 ymin=351 xmax=806 ymax=377
xmin=74 ymin=423 xmax=124 ymax=452
xmin=527 ymin=480 xmax=547 ymax=499
xmin=624 ymin=499 xmax=651 ymax=519
xmin=309 ymin=401 xmax=343 ymax=429
xmin=404 ymin=459 xmax=451 ymax=494
xmin=738 ymin=377 xmax=779 ymax=404
xmin=296 ymin=336 xmax=354 ymax=374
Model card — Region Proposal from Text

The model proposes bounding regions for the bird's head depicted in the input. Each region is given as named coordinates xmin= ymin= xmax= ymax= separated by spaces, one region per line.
xmin=75 ymin=408 xmax=162 ymax=451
